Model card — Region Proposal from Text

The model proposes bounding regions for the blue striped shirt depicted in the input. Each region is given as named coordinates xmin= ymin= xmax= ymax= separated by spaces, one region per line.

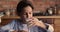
xmin=0 ymin=20 xmax=48 ymax=32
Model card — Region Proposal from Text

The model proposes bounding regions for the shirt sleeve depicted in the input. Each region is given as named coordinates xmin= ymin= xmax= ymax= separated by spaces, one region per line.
xmin=38 ymin=20 xmax=54 ymax=32
xmin=37 ymin=26 xmax=47 ymax=32
xmin=45 ymin=23 xmax=54 ymax=32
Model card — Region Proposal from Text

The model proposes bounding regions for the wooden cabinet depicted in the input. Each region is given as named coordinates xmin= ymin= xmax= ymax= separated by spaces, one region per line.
xmin=54 ymin=18 xmax=60 ymax=32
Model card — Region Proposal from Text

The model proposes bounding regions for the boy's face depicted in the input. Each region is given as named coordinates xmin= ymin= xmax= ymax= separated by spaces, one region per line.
xmin=20 ymin=6 xmax=33 ymax=20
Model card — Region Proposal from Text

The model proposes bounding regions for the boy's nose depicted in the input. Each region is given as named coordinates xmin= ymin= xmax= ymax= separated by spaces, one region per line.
xmin=27 ymin=14 xmax=30 ymax=18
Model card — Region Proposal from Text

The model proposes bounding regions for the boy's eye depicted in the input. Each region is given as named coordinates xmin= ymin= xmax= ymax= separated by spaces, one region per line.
xmin=29 ymin=12 xmax=31 ymax=14
xmin=24 ymin=13 xmax=26 ymax=15
xmin=29 ymin=12 xmax=32 ymax=14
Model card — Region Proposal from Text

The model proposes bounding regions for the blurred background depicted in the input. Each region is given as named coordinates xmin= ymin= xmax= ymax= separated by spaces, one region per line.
xmin=0 ymin=0 xmax=60 ymax=16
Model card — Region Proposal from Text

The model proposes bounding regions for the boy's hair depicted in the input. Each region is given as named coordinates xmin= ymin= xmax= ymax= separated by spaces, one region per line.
xmin=16 ymin=0 xmax=34 ymax=15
